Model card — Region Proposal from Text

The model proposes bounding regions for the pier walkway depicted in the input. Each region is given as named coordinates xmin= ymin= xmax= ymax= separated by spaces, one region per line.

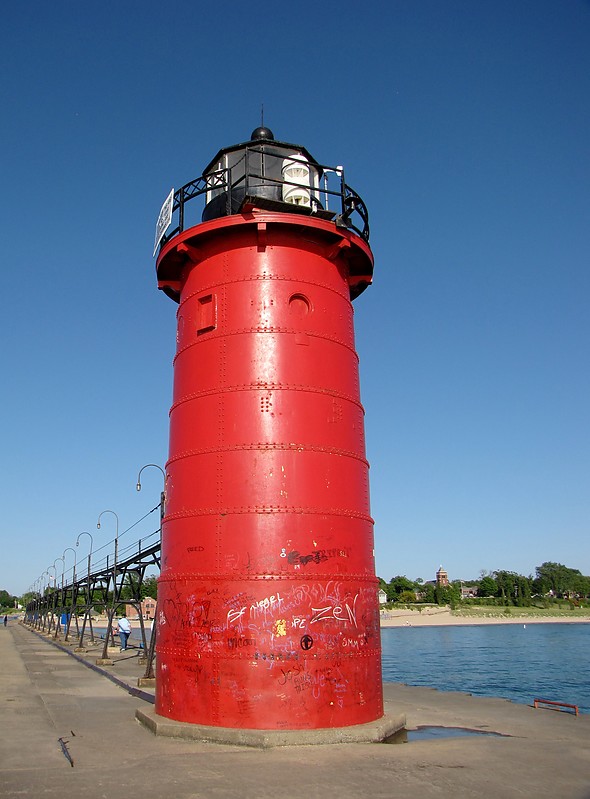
xmin=1 ymin=622 xmax=589 ymax=798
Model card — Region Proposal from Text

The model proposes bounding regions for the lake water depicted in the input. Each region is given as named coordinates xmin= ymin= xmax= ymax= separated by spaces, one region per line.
xmin=91 ymin=619 xmax=589 ymax=714
xmin=381 ymin=623 xmax=590 ymax=714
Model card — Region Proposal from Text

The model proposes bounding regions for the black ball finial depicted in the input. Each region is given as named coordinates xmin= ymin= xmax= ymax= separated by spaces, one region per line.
xmin=251 ymin=126 xmax=274 ymax=141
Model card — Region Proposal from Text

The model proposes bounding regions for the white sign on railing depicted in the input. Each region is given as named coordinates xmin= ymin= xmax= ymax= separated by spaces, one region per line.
xmin=153 ymin=188 xmax=175 ymax=256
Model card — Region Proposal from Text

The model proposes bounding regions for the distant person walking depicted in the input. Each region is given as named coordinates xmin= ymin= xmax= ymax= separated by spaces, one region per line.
xmin=3 ymin=615 xmax=7 ymax=626
xmin=117 ymin=614 xmax=131 ymax=651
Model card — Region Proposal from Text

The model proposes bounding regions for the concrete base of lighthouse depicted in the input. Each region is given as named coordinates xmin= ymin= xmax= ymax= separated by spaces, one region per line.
xmin=135 ymin=708 xmax=405 ymax=748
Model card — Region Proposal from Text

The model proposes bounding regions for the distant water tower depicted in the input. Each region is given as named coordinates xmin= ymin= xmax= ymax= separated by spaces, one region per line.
xmin=436 ymin=566 xmax=449 ymax=587
xmin=153 ymin=127 xmax=381 ymax=732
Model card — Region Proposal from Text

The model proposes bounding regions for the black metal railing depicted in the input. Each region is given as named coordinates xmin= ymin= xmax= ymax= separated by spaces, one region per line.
xmin=157 ymin=146 xmax=369 ymax=252
xmin=23 ymin=527 xmax=162 ymax=677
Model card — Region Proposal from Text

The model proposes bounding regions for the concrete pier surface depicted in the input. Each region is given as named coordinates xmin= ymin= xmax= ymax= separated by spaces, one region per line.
xmin=1 ymin=622 xmax=589 ymax=799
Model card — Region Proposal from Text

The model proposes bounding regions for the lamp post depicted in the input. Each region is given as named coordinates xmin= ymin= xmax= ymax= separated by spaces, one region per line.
xmin=54 ymin=557 xmax=65 ymax=637
xmin=42 ymin=570 xmax=52 ymax=630
xmin=136 ymin=464 xmax=165 ymax=678
xmin=26 ymin=584 xmax=33 ymax=624
xmin=55 ymin=557 xmax=65 ymax=588
xmin=136 ymin=463 xmax=166 ymax=521
xmin=47 ymin=563 xmax=57 ymax=598
xmin=76 ymin=531 xmax=95 ymax=646
xmin=38 ymin=572 xmax=47 ymax=629
xmin=97 ymin=510 xmax=119 ymax=656
xmin=46 ymin=564 xmax=58 ymax=634
xmin=76 ymin=532 xmax=94 ymax=581
xmin=54 ymin=556 xmax=64 ymax=602
xmin=62 ymin=547 xmax=77 ymax=585
xmin=30 ymin=579 xmax=37 ymax=620
xmin=62 ymin=547 xmax=77 ymax=640
xmin=32 ymin=578 xmax=41 ymax=626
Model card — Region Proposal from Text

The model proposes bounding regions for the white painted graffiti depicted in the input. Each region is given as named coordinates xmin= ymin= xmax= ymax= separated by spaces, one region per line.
xmin=310 ymin=594 xmax=358 ymax=628
xmin=341 ymin=634 xmax=369 ymax=648
xmin=249 ymin=593 xmax=283 ymax=618
xmin=227 ymin=606 xmax=247 ymax=626
xmin=226 ymin=593 xmax=284 ymax=629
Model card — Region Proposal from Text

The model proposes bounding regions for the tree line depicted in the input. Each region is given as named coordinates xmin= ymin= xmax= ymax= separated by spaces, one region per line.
xmin=5 ymin=563 xmax=589 ymax=613
xmin=378 ymin=562 xmax=590 ymax=607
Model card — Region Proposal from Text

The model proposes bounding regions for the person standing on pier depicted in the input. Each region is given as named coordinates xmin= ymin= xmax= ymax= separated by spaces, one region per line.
xmin=117 ymin=614 xmax=131 ymax=651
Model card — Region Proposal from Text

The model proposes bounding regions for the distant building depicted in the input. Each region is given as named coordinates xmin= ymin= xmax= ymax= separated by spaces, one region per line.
xmin=378 ymin=588 xmax=387 ymax=605
xmin=124 ymin=598 xmax=157 ymax=620
xmin=436 ymin=565 xmax=449 ymax=587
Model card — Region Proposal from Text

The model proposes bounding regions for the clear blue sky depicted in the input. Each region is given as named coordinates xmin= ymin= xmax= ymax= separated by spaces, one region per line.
xmin=1 ymin=1 xmax=588 ymax=595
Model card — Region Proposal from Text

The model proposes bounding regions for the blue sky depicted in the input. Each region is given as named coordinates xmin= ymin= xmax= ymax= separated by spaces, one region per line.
xmin=1 ymin=1 xmax=588 ymax=595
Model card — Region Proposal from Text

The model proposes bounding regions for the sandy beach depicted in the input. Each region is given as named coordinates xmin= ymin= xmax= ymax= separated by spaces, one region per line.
xmin=380 ymin=607 xmax=590 ymax=627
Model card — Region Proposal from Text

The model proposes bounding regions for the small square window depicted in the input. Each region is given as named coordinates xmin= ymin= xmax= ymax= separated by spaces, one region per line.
xmin=197 ymin=294 xmax=216 ymax=334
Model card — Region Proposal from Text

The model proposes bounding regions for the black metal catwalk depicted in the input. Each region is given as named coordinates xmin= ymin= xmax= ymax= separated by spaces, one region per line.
xmin=23 ymin=527 xmax=161 ymax=679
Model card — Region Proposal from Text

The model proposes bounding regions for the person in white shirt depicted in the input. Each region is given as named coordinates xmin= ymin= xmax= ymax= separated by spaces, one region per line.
xmin=117 ymin=614 xmax=132 ymax=651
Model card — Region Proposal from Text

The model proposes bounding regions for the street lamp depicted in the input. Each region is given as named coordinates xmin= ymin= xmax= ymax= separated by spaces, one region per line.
xmin=36 ymin=575 xmax=44 ymax=625
xmin=76 ymin=531 xmax=95 ymax=646
xmin=47 ymin=564 xmax=57 ymax=588
xmin=37 ymin=572 xmax=48 ymax=629
xmin=40 ymin=571 xmax=48 ymax=599
xmin=55 ymin=557 xmax=65 ymax=635
xmin=136 ymin=462 xmax=165 ymax=491
xmin=136 ymin=463 xmax=166 ymax=521
xmin=45 ymin=568 xmax=55 ymax=620
xmin=62 ymin=547 xmax=77 ymax=639
xmin=40 ymin=571 xmax=50 ymax=620
xmin=54 ymin=557 xmax=65 ymax=587
xmin=97 ymin=510 xmax=119 ymax=654
xmin=76 ymin=531 xmax=94 ymax=582
xmin=47 ymin=561 xmax=62 ymax=635
xmin=97 ymin=510 xmax=119 ymax=587
xmin=63 ymin=547 xmax=77 ymax=585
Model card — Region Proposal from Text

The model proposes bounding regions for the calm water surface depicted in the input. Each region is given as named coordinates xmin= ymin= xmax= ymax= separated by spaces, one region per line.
xmin=92 ymin=620 xmax=589 ymax=713
xmin=381 ymin=623 xmax=590 ymax=714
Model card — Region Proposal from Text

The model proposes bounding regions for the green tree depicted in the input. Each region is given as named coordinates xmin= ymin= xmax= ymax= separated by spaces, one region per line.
xmin=494 ymin=571 xmax=532 ymax=606
xmin=434 ymin=584 xmax=460 ymax=605
xmin=420 ymin=583 xmax=436 ymax=603
xmin=387 ymin=575 xmax=417 ymax=602
xmin=478 ymin=576 xmax=498 ymax=597
xmin=142 ymin=575 xmax=158 ymax=599
xmin=119 ymin=573 xmax=158 ymax=601
xmin=514 ymin=575 xmax=531 ymax=606
xmin=0 ymin=589 xmax=15 ymax=609
xmin=535 ymin=562 xmax=585 ymax=597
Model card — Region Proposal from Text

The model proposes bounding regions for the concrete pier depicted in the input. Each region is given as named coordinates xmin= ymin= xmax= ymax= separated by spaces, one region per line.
xmin=1 ymin=622 xmax=589 ymax=798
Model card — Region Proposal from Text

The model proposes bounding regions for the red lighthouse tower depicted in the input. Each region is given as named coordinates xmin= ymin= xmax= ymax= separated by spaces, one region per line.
xmin=153 ymin=128 xmax=382 ymax=733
